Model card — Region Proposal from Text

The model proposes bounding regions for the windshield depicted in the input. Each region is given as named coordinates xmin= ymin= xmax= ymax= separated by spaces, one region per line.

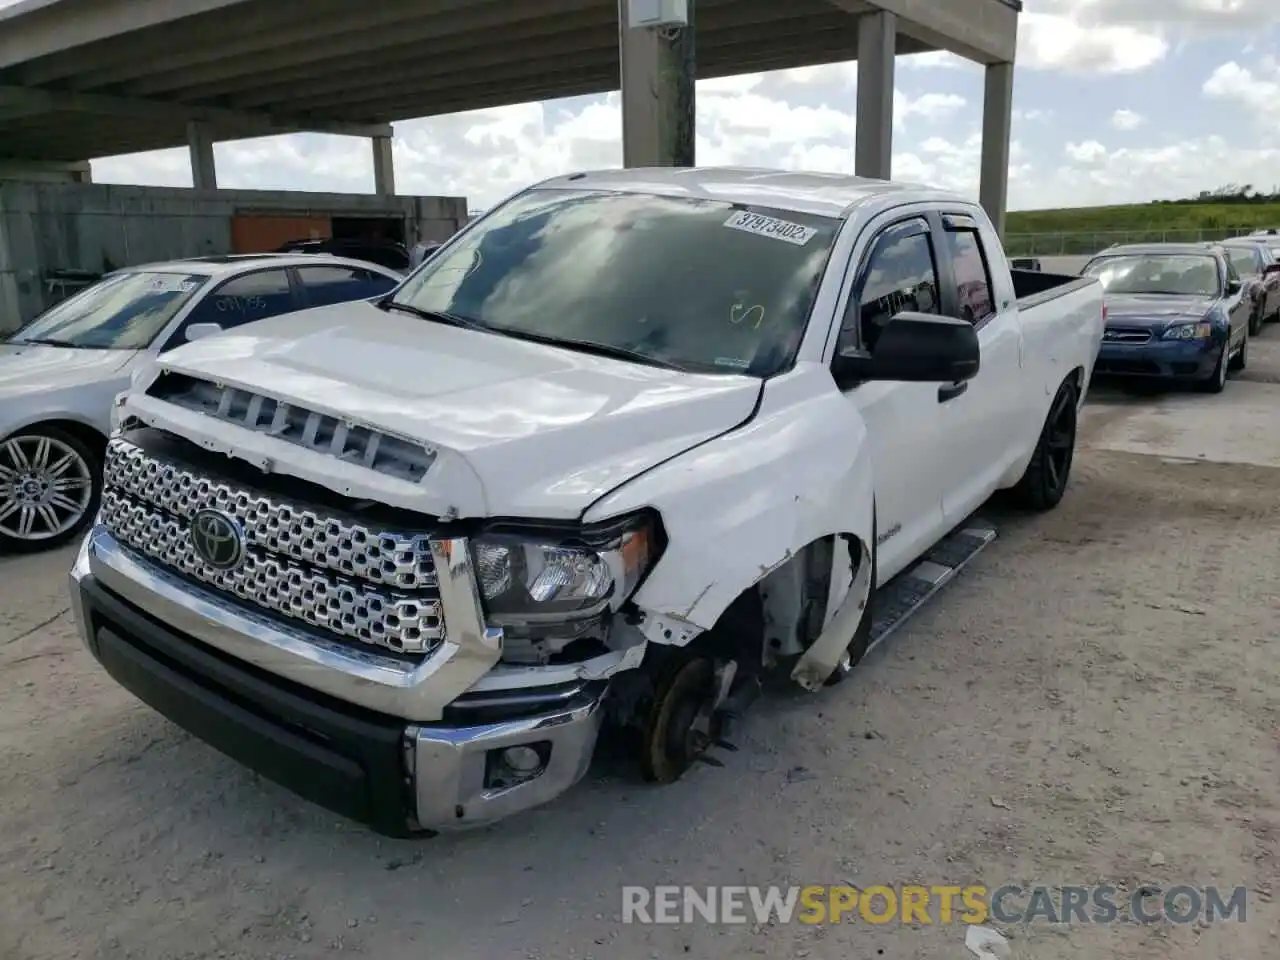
xmin=7 ymin=271 xmax=208 ymax=349
xmin=1082 ymin=254 xmax=1221 ymax=297
xmin=387 ymin=187 xmax=840 ymax=376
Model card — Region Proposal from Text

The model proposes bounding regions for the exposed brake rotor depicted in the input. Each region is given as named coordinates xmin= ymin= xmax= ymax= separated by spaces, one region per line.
xmin=638 ymin=656 xmax=741 ymax=783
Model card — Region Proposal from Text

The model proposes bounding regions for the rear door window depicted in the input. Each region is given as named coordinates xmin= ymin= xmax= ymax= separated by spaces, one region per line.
xmin=298 ymin=265 xmax=396 ymax=307
xmin=942 ymin=223 xmax=996 ymax=325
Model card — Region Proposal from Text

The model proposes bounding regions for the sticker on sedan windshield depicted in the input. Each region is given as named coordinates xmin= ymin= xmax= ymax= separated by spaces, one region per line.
xmin=723 ymin=210 xmax=817 ymax=246
xmin=148 ymin=276 xmax=196 ymax=294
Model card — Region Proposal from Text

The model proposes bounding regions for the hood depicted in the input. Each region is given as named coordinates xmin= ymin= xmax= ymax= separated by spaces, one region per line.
xmin=1104 ymin=293 xmax=1216 ymax=329
xmin=0 ymin=342 xmax=138 ymax=400
xmin=142 ymin=302 xmax=762 ymax=519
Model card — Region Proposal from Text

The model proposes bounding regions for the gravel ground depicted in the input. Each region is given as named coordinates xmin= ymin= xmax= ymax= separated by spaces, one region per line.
xmin=3 ymin=336 xmax=1279 ymax=960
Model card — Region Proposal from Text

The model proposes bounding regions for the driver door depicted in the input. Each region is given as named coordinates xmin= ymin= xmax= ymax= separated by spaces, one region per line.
xmin=836 ymin=215 xmax=948 ymax=584
xmin=1222 ymin=259 xmax=1249 ymax=349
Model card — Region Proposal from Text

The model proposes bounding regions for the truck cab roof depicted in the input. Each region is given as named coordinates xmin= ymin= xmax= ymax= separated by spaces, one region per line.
xmin=533 ymin=167 xmax=972 ymax=220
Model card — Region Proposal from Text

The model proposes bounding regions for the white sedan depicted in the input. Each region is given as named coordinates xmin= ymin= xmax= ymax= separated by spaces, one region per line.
xmin=0 ymin=253 xmax=402 ymax=552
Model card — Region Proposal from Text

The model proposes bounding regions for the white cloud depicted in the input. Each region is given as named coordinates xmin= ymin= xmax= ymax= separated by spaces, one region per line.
xmin=1203 ymin=57 xmax=1280 ymax=124
xmin=1065 ymin=141 xmax=1110 ymax=164
xmin=1110 ymin=109 xmax=1145 ymax=130
xmin=1018 ymin=12 xmax=1169 ymax=73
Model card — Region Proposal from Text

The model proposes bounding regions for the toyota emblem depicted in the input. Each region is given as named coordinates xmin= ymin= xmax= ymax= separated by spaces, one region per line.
xmin=190 ymin=509 xmax=246 ymax=571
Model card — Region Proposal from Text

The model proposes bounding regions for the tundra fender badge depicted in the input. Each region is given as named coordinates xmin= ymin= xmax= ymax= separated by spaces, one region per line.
xmin=876 ymin=522 xmax=902 ymax=547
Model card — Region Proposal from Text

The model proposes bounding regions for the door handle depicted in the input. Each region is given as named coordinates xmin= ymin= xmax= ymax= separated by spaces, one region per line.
xmin=937 ymin=381 xmax=968 ymax=403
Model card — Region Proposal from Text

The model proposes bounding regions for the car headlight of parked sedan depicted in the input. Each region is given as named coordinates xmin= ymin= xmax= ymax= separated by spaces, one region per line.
xmin=1162 ymin=321 xmax=1213 ymax=340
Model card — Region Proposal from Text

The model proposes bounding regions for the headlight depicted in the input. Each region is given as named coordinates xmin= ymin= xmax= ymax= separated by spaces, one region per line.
xmin=471 ymin=512 xmax=660 ymax=624
xmin=1162 ymin=321 xmax=1213 ymax=340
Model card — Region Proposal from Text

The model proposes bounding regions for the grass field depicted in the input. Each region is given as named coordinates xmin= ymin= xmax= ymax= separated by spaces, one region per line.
xmin=1004 ymin=201 xmax=1280 ymax=255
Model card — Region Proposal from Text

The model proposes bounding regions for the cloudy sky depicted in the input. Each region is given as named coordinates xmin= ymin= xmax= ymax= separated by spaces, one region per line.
xmin=66 ymin=0 xmax=1280 ymax=212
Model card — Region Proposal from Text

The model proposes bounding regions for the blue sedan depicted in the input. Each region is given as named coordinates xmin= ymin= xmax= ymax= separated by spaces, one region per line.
xmin=1082 ymin=243 xmax=1251 ymax=393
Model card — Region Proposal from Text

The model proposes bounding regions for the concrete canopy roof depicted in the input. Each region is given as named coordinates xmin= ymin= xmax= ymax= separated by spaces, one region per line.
xmin=0 ymin=0 xmax=1020 ymax=163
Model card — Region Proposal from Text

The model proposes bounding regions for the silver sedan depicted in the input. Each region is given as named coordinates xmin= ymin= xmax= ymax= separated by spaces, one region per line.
xmin=0 ymin=253 xmax=402 ymax=552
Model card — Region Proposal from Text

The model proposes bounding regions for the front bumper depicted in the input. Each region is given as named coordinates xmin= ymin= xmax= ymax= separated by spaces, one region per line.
xmin=69 ymin=530 xmax=607 ymax=835
xmin=1094 ymin=335 xmax=1223 ymax=380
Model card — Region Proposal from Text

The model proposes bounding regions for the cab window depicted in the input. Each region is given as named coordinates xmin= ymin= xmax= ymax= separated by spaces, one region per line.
xmin=840 ymin=218 xmax=940 ymax=353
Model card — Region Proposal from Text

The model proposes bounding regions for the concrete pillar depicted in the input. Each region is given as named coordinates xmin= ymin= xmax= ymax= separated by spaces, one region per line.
xmin=372 ymin=135 xmax=395 ymax=195
xmin=979 ymin=61 xmax=1014 ymax=238
xmin=854 ymin=11 xmax=896 ymax=181
xmin=618 ymin=0 xmax=696 ymax=167
xmin=186 ymin=120 xmax=217 ymax=191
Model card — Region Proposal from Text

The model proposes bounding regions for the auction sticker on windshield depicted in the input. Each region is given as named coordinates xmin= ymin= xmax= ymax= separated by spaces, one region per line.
xmin=148 ymin=275 xmax=198 ymax=293
xmin=723 ymin=211 xmax=817 ymax=246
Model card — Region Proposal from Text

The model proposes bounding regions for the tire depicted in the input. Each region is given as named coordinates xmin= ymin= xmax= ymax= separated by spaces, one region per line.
xmin=1229 ymin=331 xmax=1248 ymax=372
xmin=1011 ymin=378 xmax=1078 ymax=511
xmin=0 ymin=426 xmax=101 ymax=553
xmin=1198 ymin=344 xmax=1229 ymax=394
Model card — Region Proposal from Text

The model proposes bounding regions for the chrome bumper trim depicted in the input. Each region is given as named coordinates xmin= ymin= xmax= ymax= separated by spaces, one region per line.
xmin=410 ymin=686 xmax=605 ymax=830
xmin=71 ymin=525 xmax=502 ymax=722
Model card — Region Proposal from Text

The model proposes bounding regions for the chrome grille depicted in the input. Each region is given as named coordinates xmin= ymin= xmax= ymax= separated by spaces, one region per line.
xmin=1102 ymin=327 xmax=1152 ymax=344
xmin=146 ymin=372 xmax=437 ymax=483
xmin=99 ymin=437 xmax=444 ymax=655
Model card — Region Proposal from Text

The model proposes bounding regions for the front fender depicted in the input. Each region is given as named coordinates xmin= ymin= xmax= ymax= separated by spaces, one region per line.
xmin=583 ymin=365 xmax=875 ymax=638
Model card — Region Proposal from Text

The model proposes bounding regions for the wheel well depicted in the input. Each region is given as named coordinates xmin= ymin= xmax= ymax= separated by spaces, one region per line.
xmin=6 ymin=419 xmax=107 ymax=459
xmin=1066 ymin=365 xmax=1086 ymax=403
xmin=694 ymin=534 xmax=868 ymax=668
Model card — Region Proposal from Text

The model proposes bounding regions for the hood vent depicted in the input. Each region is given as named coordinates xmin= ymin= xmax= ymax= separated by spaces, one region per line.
xmin=147 ymin=372 xmax=437 ymax=483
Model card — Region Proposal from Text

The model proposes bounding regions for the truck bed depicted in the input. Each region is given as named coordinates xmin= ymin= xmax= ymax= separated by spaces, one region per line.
xmin=1011 ymin=267 xmax=1095 ymax=308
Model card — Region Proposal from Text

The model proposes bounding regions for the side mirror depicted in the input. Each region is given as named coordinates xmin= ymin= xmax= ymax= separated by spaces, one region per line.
xmin=184 ymin=322 xmax=222 ymax=342
xmin=1226 ymin=279 xmax=1243 ymax=296
xmin=831 ymin=312 xmax=980 ymax=391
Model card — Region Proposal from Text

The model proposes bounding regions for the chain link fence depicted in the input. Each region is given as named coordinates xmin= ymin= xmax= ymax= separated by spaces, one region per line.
xmin=1004 ymin=226 xmax=1261 ymax=257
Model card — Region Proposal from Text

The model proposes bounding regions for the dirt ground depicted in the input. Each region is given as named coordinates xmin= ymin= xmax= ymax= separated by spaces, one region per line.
xmin=3 ymin=338 xmax=1280 ymax=960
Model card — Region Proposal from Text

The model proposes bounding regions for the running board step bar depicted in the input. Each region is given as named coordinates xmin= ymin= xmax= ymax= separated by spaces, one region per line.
xmin=866 ymin=519 xmax=997 ymax=656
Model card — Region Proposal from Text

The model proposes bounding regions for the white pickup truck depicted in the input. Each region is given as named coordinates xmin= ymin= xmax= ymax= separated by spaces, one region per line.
xmin=68 ymin=168 xmax=1104 ymax=836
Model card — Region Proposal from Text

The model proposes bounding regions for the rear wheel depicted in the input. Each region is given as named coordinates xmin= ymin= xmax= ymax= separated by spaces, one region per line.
xmin=1249 ymin=306 xmax=1264 ymax=336
xmin=1012 ymin=379 xmax=1078 ymax=511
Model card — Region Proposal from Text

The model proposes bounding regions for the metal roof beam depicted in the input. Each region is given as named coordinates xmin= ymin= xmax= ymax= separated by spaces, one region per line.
xmin=279 ymin=24 xmax=854 ymax=115
xmin=71 ymin=0 xmax=592 ymax=94
xmin=0 ymin=85 xmax=393 ymax=140
xmin=328 ymin=34 xmax=860 ymax=120
xmin=0 ymin=0 xmax=259 ymax=73
xmin=825 ymin=0 xmax=1017 ymax=63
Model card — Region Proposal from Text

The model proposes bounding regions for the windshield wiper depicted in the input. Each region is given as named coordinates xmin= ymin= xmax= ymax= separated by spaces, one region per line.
xmin=377 ymin=299 xmax=485 ymax=330
xmin=12 ymin=336 xmax=81 ymax=348
xmin=494 ymin=328 xmax=686 ymax=371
